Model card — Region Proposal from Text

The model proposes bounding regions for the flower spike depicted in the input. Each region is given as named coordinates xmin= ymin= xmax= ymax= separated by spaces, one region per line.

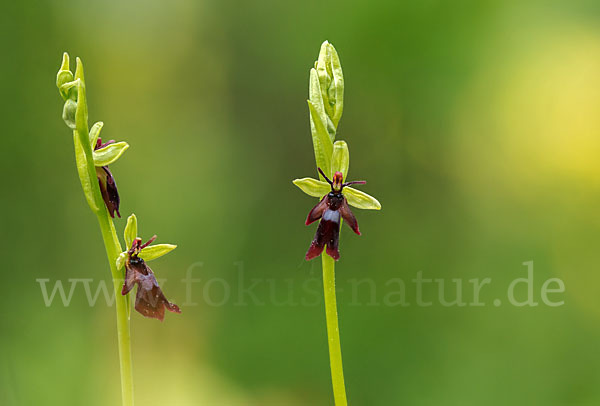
xmin=294 ymin=43 xmax=380 ymax=261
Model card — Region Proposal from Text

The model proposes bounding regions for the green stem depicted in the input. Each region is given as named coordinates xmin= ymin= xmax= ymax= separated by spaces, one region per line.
xmin=97 ymin=211 xmax=134 ymax=406
xmin=72 ymin=78 xmax=134 ymax=404
xmin=79 ymin=144 xmax=134 ymax=406
xmin=322 ymin=254 xmax=348 ymax=405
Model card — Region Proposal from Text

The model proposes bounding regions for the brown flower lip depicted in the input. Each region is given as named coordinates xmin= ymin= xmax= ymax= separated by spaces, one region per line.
xmin=121 ymin=236 xmax=181 ymax=321
xmin=305 ymin=168 xmax=366 ymax=261
xmin=94 ymin=138 xmax=121 ymax=218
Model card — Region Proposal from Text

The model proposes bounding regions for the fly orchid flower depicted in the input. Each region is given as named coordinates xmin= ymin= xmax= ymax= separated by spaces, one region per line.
xmin=117 ymin=214 xmax=180 ymax=321
xmin=305 ymin=167 xmax=368 ymax=260
xmin=94 ymin=137 xmax=123 ymax=218
xmin=294 ymin=142 xmax=381 ymax=261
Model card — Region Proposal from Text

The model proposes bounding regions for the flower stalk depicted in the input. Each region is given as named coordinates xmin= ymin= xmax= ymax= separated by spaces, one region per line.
xmin=322 ymin=253 xmax=347 ymax=405
xmin=293 ymin=41 xmax=381 ymax=405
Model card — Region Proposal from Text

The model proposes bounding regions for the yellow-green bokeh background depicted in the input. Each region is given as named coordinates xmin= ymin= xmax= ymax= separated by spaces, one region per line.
xmin=2 ymin=0 xmax=600 ymax=404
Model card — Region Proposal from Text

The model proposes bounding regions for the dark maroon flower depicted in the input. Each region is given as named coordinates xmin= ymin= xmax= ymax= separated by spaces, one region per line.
xmin=121 ymin=236 xmax=181 ymax=321
xmin=305 ymin=168 xmax=366 ymax=261
xmin=95 ymin=138 xmax=121 ymax=218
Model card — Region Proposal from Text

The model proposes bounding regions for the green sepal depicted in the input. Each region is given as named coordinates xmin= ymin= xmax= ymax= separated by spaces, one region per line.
xmin=116 ymin=243 xmax=177 ymax=267
xmin=307 ymin=100 xmax=333 ymax=179
xmin=116 ymin=252 xmax=128 ymax=270
xmin=139 ymin=244 xmax=177 ymax=262
xmin=93 ymin=141 xmax=129 ymax=166
xmin=89 ymin=121 xmax=104 ymax=147
xmin=344 ymin=186 xmax=381 ymax=210
xmin=293 ymin=178 xmax=330 ymax=198
xmin=56 ymin=53 xmax=74 ymax=100
xmin=123 ymin=214 xmax=138 ymax=250
xmin=73 ymin=132 xmax=99 ymax=212
xmin=331 ymin=140 xmax=349 ymax=179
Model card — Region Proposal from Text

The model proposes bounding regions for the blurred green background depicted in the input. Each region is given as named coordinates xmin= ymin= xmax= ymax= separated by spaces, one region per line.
xmin=2 ymin=0 xmax=600 ymax=404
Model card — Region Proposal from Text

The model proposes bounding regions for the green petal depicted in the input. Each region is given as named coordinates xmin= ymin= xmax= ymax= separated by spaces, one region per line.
xmin=124 ymin=214 xmax=138 ymax=250
xmin=331 ymin=140 xmax=349 ymax=180
xmin=139 ymin=244 xmax=177 ymax=262
xmin=89 ymin=121 xmax=104 ymax=147
xmin=307 ymin=100 xmax=333 ymax=178
xmin=93 ymin=141 xmax=129 ymax=166
xmin=344 ymin=186 xmax=381 ymax=210
xmin=293 ymin=178 xmax=330 ymax=198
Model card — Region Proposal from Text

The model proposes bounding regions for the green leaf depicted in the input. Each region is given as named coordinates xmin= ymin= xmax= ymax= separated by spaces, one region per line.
xmin=139 ymin=244 xmax=177 ymax=262
xmin=344 ymin=186 xmax=381 ymax=210
xmin=331 ymin=140 xmax=349 ymax=180
xmin=309 ymin=68 xmax=335 ymax=141
xmin=74 ymin=59 xmax=89 ymax=141
xmin=89 ymin=121 xmax=104 ymax=147
xmin=293 ymin=178 xmax=330 ymax=198
xmin=308 ymin=100 xmax=333 ymax=179
xmin=124 ymin=214 xmax=138 ymax=250
xmin=75 ymin=81 xmax=88 ymax=139
xmin=74 ymin=56 xmax=85 ymax=82
xmin=73 ymin=133 xmax=99 ymax=212
xmin=93 ymin=141 xmax=129 ymax=166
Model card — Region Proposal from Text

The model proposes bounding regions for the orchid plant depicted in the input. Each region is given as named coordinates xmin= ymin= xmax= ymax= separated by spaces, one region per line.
xmin=293 ymin=41 xmax=381 ymax=405
xmin=56 ymin=53 xmax=180 ymax=406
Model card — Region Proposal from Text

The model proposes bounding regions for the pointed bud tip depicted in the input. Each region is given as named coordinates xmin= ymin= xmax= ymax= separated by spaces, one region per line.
xmin=60 ymin=52 xmax=70 ymax=71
